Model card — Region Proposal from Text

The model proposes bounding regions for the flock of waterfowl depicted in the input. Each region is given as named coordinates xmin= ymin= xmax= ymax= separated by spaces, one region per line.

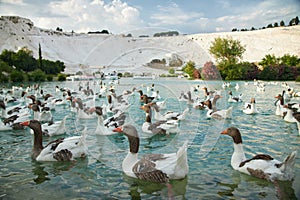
xmin=0 ymin=79 xmax=299 ymax=196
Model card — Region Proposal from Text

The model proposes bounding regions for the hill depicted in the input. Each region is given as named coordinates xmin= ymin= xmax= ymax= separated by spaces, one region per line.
xmin=0 ymin=16 xmax=299 ymax=75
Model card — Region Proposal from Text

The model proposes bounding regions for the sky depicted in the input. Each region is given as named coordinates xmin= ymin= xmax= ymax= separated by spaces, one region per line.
xmin=0 ymin=0 xmax=299 ymax=35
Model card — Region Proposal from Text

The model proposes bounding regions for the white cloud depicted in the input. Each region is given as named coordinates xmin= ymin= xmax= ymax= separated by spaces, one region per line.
xmin=150 ymin=2 xmax=203 ymax=27
xmin=1 ymin=0 xmax=26 ymax=5
xmin=30 ymin=0 xmax=144 ymax=33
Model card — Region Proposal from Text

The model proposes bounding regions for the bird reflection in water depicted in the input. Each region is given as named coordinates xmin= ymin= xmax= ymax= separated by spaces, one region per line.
xmin=31 ymin=159 xmax=81 ymax=184
xmin=217 ymin=172 xmax=297 ymax=199
xmin=123 ymin=174 xmax=188 ymax=199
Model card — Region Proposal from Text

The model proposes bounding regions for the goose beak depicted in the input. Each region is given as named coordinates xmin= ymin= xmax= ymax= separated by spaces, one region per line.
xmin=113 ymin=126 xmax=123 ymax=132
xmin=20 ymin=121 xmax=30 ymax=126
xmin=89 ymin=107 xmax=96 ymax=112
xmin=220 ymin=129 xmax=228 ymax=135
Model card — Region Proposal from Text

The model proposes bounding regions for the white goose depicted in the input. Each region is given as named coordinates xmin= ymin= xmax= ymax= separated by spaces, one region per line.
xmin=221 ymin=127 xmax=297 ymax=182
xmin=21 ymin=120 xmax=88 ymax=161
xmin=91 ymin=106 xmax=122 ymax=135
xmin=204 ymin=95 xmax=233 ymax=119
xmin=30 ymin=104 xmax=53 ymax=123
xmin=150 ymin=102 xmax=189 ymax=121
xmin=140 ymin=104 xmax=179 ymax=135
xmin=31 ymin=115 xmax=68 ymax=137
xmin=228 ymin=91 xmax=243 ymax=103
xmin=243 ymin=98 xmax=259 ymax=115
xmin=113 ymin=124 xmax=189 ymax=183
xmin=274 ymin=94 xmax=285 ymax=116
xmin=283 ymin=104 xmax=297 ymax=123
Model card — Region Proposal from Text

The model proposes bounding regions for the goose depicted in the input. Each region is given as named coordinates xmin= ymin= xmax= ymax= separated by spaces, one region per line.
xmin=202 ymin=87 xmax=215 ymax=101
xmin=221 ymin=127 xmax=297 ymax=182
xmin=228 ymin=91 xmax=242 ymax=103
xmin=0 ymin=100 xmax=30 ymax=119
xmin=283 ymin=104 xmax=297 ymax=123
xmin=140 ymin=104 xmax=179 ymax=135
xmin=243 ymin=98 xmax=259 ymax=115
xmin=73 ymin=98 xmax=96 ymax=119
xmin=113 ymin=124 xmax=188 ymax=183
xmin=292 ymin=112 xmax=300 ymax=135
xmin=154 ymin=98 xmax=167 ymax=110
xmin=0 ymin=119 xmax=13 ymax=131
xmin=204 ymin=95 xmax=233 ymax=119
xmin=33 ymin=115 xmax=68 ymax=137
xmin=102 ymin=109 xmax=126 ymax=130
xmin=235 ymin=83 xmax=239 ymax=90
xmin=256 ymin=83 xmax=265 ymax=92
xmin=150 ymin=102 xmax=189 ymax=121
xmin=91 ymin=106 xmax=115 ymax=135
xmin=274 ymin=94 xmax=285 ymax=116
xmin=20 ymin=120 xmax=88 ymax=161
xmin=150 ymin=90 xmax=161 ymax=100
xmin=178 ymin=91 xmax=189 ymax=102
xmin=29 ymin=104 xmax=53 ymax=123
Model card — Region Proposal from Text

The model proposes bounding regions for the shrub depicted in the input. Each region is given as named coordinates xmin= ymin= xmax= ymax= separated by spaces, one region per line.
xmin=57 ymin=73 xmax=66 ymax=81
xmin=10 ymin=70 xmax=24 ymax=82
xmin=201 ymin=61 xmax=221 ymax=80
xmin=30 ymin=69 xmax=46 ymax=82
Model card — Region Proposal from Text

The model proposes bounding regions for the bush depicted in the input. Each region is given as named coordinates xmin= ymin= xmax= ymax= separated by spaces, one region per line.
xmin=46 ymin=75 xmax=53 ymax=81
xmin=30 ymin=69 xmax=46 ymax=82
xmin=295 ymin=76 xmax=300 ymax=82
xmin=57 ymin=73 xmax=66 ymax=81
xmin=10 ymin=70 xmax=24 ymax=82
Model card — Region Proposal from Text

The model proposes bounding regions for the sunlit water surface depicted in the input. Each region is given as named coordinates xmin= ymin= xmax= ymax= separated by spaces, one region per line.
xmin=0 ymin=78 xmax=299 ymax=199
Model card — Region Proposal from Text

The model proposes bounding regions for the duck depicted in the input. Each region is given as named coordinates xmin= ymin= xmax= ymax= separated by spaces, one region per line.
xmin=243 ymin=98 xmax=259 ymax=115
xmin=140 ymin=104 xmax=179 ymax=135
xmin=228 ymin=91 xmax=243 ymax=103
xmin=221 ymin=127 xmax=297 ymax=182
xmin=113 ymin=124 xmax=189 ymax=183
xmin=204 ymin=95 xmax=233 ymax=119
xmin=20 ymin=120 xmax=88 ymax=161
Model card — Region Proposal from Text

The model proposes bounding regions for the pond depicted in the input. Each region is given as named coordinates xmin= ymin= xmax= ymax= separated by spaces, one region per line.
xmin=0 ymin=78 xmax=299 ymax=199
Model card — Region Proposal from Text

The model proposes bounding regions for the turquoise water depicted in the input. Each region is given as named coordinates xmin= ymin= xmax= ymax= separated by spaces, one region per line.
xmin=0 ymin=78 xmax=299 ymax=199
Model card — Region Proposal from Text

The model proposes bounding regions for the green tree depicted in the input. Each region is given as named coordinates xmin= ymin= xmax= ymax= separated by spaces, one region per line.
xmin=182 ymin=61 xmax=196 ymax=79
xmin=209 ymin=37 xmax=246 ymax=65
xmin=280 ymin=54 xmax=300 ymax=66
xmin=280 ymin=20 xmax=285 ymax=26
xmin=259 ymin=54 xmax=278 ymax=67
xmin=0 ymin=49 xmax=15 ymax=66
xmin=295 ymin=16 xmax=299 ymax=25
xmin=38 ymin=43 xmax=43 ymax=69
xmin=169 ymin=68 xmax=175 ymax=74
xmin=12 ymin=47 xmax=37 ymax=72
xmin=274 ymin=22 xmax=279 ymax=27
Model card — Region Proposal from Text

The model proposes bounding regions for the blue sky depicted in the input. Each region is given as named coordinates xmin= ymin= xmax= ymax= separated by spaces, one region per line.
xmin=0 ymin=0 xmax=299 ymax=34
